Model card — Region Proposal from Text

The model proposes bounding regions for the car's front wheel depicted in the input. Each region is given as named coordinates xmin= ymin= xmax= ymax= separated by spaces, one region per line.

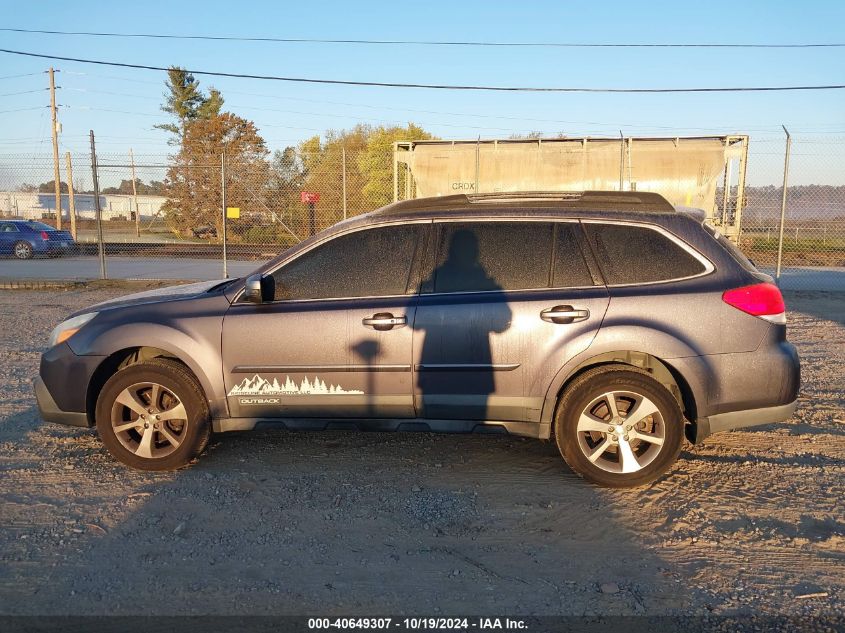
xmin=554 ymin=365 xmax=684 ymax=488
xmin=95 ymin=358 xmax=211 ymax=471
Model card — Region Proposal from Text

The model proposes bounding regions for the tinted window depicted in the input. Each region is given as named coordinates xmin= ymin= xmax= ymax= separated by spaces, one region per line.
xmin=25 ymin=221 xmax=55 ymax=231
xmin=704 ymin=223 xmax=758 ymax=273
xmin=270 ymin=225 xmax=419 ymax=300
xmin=584 ymin=223 xmax=706 ymax=285
xmin=429 ymin=222 xmax=553 ymax=293
xmin=552 ymin=223 xmax=596 ymax=288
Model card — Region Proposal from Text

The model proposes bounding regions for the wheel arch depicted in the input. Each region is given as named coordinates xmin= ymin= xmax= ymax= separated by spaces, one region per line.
xmin=540 ymin=350 xmax=699 ymax=440
xmin=85 ymin=345 xmax=214 ymax=426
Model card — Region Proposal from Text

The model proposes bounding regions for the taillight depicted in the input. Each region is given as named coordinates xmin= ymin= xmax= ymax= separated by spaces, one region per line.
xmin=40 ymin=230 xmax=49 ymax=240
xmin=722 ymin=283 xmax=786 ymax=324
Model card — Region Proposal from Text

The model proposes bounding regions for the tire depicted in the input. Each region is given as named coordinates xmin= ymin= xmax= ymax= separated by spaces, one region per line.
xmin=554 ymin=365 xmax=684 ymax=488
xmin=95 ymin=358 xmax=211 ymax=471
xmin=13 ymin=241 xmax=33 ymax=259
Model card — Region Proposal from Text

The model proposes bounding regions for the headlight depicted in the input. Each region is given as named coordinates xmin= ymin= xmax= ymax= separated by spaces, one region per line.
xmin=48 ymin=312 xmax=98 ymax=347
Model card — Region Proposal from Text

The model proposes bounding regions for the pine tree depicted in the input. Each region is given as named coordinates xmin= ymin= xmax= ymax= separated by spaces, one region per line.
xmin=155 ymin=67 xmax=224 ymax=144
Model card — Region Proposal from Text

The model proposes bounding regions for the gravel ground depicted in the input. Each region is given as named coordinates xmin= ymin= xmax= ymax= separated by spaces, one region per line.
xmin=0 ymin=286 xmax=842 ymax=623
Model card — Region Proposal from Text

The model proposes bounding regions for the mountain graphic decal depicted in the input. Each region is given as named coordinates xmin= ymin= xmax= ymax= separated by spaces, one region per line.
xmin=228 ymin=374 xmax=364 ymax=396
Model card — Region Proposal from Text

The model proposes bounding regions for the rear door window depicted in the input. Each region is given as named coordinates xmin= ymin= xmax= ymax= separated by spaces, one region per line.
xmin=583 ymin=222 xmax=707 ymax=285
xmin=427 ymin=222 xmax=553 ymax=293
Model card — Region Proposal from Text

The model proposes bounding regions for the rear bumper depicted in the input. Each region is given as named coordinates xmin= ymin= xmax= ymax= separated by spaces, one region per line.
xmin=40 ymin=243 xmax=73 ymax=254
xmin=33 ymin=376 xmax=89 ymax=427
xmin=689 ymin=399 xmax=798 ymax=443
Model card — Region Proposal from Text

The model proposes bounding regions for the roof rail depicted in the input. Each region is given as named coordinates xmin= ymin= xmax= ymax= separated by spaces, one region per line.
xmin=377 ymin=190 xmax=676 ymax=214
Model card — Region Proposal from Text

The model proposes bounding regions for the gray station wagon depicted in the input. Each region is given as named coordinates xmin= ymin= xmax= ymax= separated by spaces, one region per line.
xmin=34 ymin=192 xmax=800 ymax=487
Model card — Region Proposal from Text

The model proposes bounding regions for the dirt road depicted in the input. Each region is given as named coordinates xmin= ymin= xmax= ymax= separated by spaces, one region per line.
xmin=0 ymin=286 xmax=842 ymax=622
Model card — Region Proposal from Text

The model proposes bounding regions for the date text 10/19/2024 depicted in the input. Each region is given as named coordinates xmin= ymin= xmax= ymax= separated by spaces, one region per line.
xmin=308 ymin=618 xmax=528 ymax=630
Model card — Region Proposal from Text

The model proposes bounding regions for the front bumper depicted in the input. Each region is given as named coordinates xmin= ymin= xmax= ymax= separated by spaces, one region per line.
xmin=689 ymin=399 xmax=799 ymax=443
xmin=34 ymin=375 xmax=89 ymax=427
xmin=35 ymin=342 xmax=104 ymax=427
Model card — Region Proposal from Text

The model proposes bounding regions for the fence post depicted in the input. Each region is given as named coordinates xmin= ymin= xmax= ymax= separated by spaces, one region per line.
xmin=342 ymin=147 xmax=347 ymax=220
xmin=64 ymin=152 xmax=77 ymax=241
xmin=221 ymin=150 xmax=228 ymax=279
xmin=775 ymin=126 xmax=791 ymax=285
xmin=619 ymin=131 xmax=625 ymax=191
xmin=129 ymin=148 xmax=140 ymax=238
xmin=89 ymin=130 xmax=107 ymax=280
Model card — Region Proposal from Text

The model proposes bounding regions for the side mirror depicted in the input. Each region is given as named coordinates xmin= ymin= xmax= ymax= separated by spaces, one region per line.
xmin=243 ymin=274 xmax=275 ymax=304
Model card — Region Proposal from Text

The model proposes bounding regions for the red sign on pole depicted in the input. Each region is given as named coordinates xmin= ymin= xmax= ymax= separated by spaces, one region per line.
xmin=300 ymin=191 xmax=320 ymax=204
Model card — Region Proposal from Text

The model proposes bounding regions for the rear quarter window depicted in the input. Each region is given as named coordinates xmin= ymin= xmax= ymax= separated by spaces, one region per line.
xmin=584 ymin=222 xmax=707 ymax=285
xmin=704 ymin=223 xmax=759 ymax=273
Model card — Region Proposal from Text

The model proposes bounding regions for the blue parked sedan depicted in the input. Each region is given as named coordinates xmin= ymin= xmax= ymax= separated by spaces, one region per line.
xmin=0 ymin=220 xmax=76 ymax=259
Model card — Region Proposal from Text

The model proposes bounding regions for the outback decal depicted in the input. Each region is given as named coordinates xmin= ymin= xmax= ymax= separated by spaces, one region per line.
xmin=228 ymin=374 xmax=364 ymax=397
xmin=238 ymin=397 xmax=281 ymax=405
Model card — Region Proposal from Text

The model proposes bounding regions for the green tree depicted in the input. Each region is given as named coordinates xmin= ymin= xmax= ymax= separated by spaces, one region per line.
xmin=267 ymin=147 xmax=306 ymax=223
xmin=155 ymin=67 xmax=224 ymax=142
xmin=297 ymin=125 xmax=371 ymax=229
xmin=37 ymin=180 xmax=69 ymax=194
xmin=101 ymin=179 xmax=167 ymax=196
xmin=358 ymin=123 xmax=433 ymax=207
xmin=286 ymin=123 xmax=434 ymax=234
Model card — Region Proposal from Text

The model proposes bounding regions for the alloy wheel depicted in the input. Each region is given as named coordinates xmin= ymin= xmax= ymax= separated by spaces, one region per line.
xmin=110 ymin=381 xmax=188 ymax=459
xmin=575 ymin=390 xmax=666 ymax=474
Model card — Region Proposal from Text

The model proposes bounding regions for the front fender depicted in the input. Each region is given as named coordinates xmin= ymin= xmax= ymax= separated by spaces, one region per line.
xmin=67 ymin=296 xmax=229 ymax=418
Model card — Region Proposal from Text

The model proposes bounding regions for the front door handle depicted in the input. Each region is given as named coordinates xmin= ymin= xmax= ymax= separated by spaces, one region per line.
xmin=540 ymin=305 xmax=590 ymax=324
xmin=362 ymin=312 xmax=407 ymax=331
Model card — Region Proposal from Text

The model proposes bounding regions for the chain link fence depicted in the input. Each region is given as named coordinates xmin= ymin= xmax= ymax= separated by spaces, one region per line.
xmin=1 ymin=137 xmax=843 ymax=290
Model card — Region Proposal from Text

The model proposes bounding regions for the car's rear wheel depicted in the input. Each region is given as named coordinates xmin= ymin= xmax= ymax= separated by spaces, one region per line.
xmin=95 ymin=358 xmax=211 ymax=471
xmin=14 ymin=241 xmax=33 ymax=259
xmin=554 ymin=365 xmax=684 ymax=488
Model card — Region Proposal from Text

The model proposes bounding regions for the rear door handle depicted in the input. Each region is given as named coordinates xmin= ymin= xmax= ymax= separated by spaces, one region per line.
xmin=362 ymin=312 xmax=407 ymax=331
xmin=540 ymin=305 xmax=590 ymax=324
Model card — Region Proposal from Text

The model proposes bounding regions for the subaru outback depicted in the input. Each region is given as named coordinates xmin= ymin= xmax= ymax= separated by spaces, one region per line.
xmin=34 ymin=192 xmax=800 ymax=487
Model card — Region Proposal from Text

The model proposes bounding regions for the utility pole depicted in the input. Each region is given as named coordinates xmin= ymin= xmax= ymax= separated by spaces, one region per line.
xmin=90 ymin=130 xmax=107 ymax=279
xmin=129 ymin=148 xmax=140 ymax=237
xmin=49 ymin=67 xmax=62 ymax=230
xmin=65 ymin=152 xmax=77 ymax=241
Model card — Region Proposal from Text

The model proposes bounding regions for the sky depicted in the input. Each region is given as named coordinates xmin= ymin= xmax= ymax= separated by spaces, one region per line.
xmin=0 ymin=0 xmax=843 ymax=185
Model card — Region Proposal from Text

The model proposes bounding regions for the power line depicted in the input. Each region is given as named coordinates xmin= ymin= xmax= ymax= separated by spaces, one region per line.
xmin=0 ymin=71 xmax=44 ymax=80
xmin=2 ymin=48 xmax=844 ymax=93
xmin=3 ymin=27 xmax=844 ymax=48
xmin=61 ymin=72 xmax=845 ymax=133
xmin=0 ymin=87 xmax=49 ymax=97
xmin=0 ymin=105 xmax=46 ymax=114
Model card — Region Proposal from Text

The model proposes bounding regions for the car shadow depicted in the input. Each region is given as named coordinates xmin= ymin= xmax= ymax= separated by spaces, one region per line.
xmin=1 ymin=415 xmax=706 ymax=617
